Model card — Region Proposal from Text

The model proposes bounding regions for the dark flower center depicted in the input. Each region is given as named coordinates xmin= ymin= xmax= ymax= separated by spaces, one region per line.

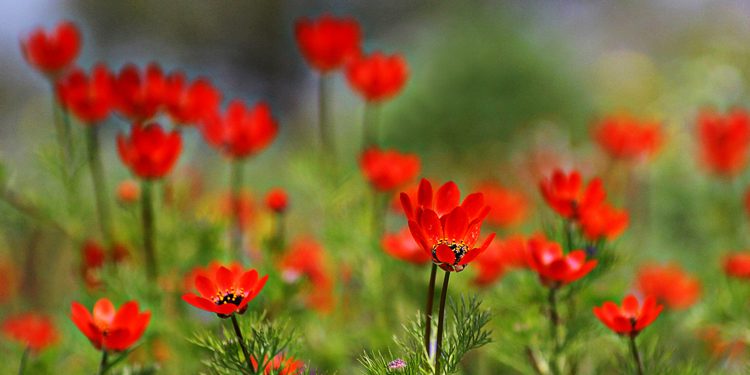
xmin=431 ymin=240 xmax=469 ymax=265
xmin=214 ymin=289 xmax=244 ymax=306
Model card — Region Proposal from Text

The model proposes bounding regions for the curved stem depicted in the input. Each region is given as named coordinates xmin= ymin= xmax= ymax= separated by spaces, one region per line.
xmin=230 ymin=314 xmax=254 ymax=373
xmin=230 ymin=159 xmax=245 ymax=261
xmin=629 ymin=335 xmax=644 ymax=375
xmin=435 ymin=270 xmax=451 ymax=374
xmin=141 ymin=180 xmax=157 ymax=281
xmin=548 ymin=286 xmax=561 ymax=375
xmin=97 ymin=350 xmax=109 ymax=375
xmin=424 ymin=264 xmax=437 ymax=356
xmin=86 ymin=126 xmax=113 ymax=246
xmin=17 ymin=347 xmax=29 ymax=375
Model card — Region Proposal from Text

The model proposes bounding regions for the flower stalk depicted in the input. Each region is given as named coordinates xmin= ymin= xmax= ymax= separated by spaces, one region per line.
xmin=362 ymin=103 xmax=381 ymax=150
xmin=230 ymin=159 xmax=245 ymax=261
xmin=629 ymin=335 xmax=644 ymax=375
xmin=17 ymin=347 xmax=29 ymax=375
xmin=548 ymin=286 xmax=562 ymax=375
xmin=230 ymin=315 xmax=254 ymax=373
xmin=424 ymin=263 xmax=437 ymax=355
xmin=141 ymin=180 xmax=157 ymax=281
xmin=97 ymin=350 xmax=109 ymax=375
xmin=85 ymin=125 xmax=113 ymax=247
xmin=435 ymin=270 xmax=451 ymax=373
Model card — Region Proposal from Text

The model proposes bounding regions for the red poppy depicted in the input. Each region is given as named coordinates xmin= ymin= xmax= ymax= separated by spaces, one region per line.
xmin=56 ymin=64 xmax=115 ymax=123
xmin=579 ymin=203 xmax=629 ymax=241
xmin=2 ymin=313 xmax=59 ymax=352
xmin=294 ymin=14 xmax=361 ymax=72
xmin=723 ymin=252 xmax=750 ymax=279
xmin=475 ymin=181 xmax=530 ymax=228
xmin=697 ymin=108 xmax=750 ymax=176
xmin=21 ymin=21 xmax=81 ymax=75
xmin=201 ymin=100 xmax=278 ymax=159
xmin=116 ymin=179 xmax=140 ymax=204
xmin=182 ymin=263 xmax=268 ymax=318
xmin=592 ymin=114 xmax=663 ymax=162
xmin=252 ymin=354 xmax=305 ymax=375
xmin=593 ymin=294 xmax=662 ymax=337
xmin=117 ymin=123 xmax=182 ymax=180
xmin=265 ymin=188 xmax=289 ymax=213
xmin=114 ymin=63 xmax=166 ymax=121
xmin=164 ymin=72 xmax=222 ymax=125
xmin=472 ymin=235 xmax=528 ymax=286
xmin=382 ymin=227 xmax=431 ymax=265
xmin=360 ymin=147 xmax=420 ymax=191
xmin=278 ymin=238 xmax=334 ymax=313
xmin=70 ymin=298 xmax=150 ymax=351
xmin=346 ymin=52 xmax=409 ymax=102
xmin=539 ymin=169 xmax=606 ymax=220
xmin=636 ymin=263 xmax=701 ymax=310
xmin=526 ymin=235 xmax=597 ymax=287
xmin=400 ymin=179 xmax=495 ymax=272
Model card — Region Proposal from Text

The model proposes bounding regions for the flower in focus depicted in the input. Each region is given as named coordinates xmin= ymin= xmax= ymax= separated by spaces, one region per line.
xmin=265 ymin=187 xmax=289 ymax=213
xmin=182 ymin=263 xmax=268 ymax=318
xmin=697 ymin=108 xmax=750 ymax=177
xmin=116 ymin=179 xmax=141 ymax=204
xmin=294 ymin=14 xmax=361 ymax=72
xmin=164 ymin=72 xmax=222 ymax=125
xmin=21 ymin=21 xmax=80 ymax=75
xmin=114 ymin=63 xmax=166 ymax=121
xmin=475 ymin=181 xmax=529 ymax=228
xmin=56 ymin=64 xmax=115 ymax=123
xmin=592 ymin=113 xmax=663 ymax=162
xmin=251 ymin=354 xmax=305 ymax=375
xmin=346 ymin=52 xmax=409 ymax=102
xmin=360 ymin=147 xmax=420 ymax=191
xmin=278 ymin=238 xmax=334 ymax=313
xmin=201 ymin=100 xmax=278 ymax=159
xmin=539 ymin=169 xmax=605 ymax=220
xmin=526 ymin=235 xmax=597 ymax=287
xmin=2 ymin=313 xmax=59 ymax=352
xmin=635 ymin=263 xmax=701 ymax=310
xmin=401 ymin=179 xmax=495 ymax=272
xmin=579 ymin=203 xmax=629 ymax=242
xmin=593 ymin=294 xmax=662 ymax=337
xmin=382 ymin=226 xmax=431 ymax=265
xmin=70 ymin=298 xmax=150 ymax=351
xmin=472 ymin=235 xmax=528 ymax=286
xmin=723 ymin=252 xmax=750 ymax=279
xmin=117 ymin=123 xmax=182 ymax=180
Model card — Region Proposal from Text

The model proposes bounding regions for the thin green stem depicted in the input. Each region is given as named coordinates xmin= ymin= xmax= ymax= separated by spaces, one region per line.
xmin=435 ymin=270 xmax=451 ymax=374
xmin=230 ymin=159 xmax=245 ymax=261
xmin=564 ymin=219 xmax=573 ymax=253
xmin=230 ymin=314 xmax=254 ymax=373
xmin=141 ymin=180 xmax=157 ymax=281
xmin=17 ymin=347 xmax=29 ymax=375
xmin=97 ymin=350 xmax=109 ymax=375
xmin=424 ymin=263 xmax=438 ymax=355
xmin=86 ymin=126 xmax=113 ymax=246
xmin=362 ymin=103 xmax=381 ymax=150
xmin=629 ymin=335 xmax=644 ymax=375
xmin=270 ymin=211 xmax=285 ymax=254
xmin=548 ymin=286 xmax=561 ymax=375
xmin=318 ymin=73 xmax=335 ymax=162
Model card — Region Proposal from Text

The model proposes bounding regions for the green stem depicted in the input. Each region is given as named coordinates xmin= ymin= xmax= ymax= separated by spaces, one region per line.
xmin=141 ymin=180 xmax=157 ymax=281
xmin=424 ymin=263 xmax=437 ymax=356
xmin=564 ymin=219 xmax=574 ymax=252
xmin=318 ymin=73 xmax=335 ymax=161
xmin=435 ymin=270 xmax=451 ymax=373
xmin=86 ymin=126 xmax=113 ymax=246
xmin=230 ymin=314 xmax=254 ymax=373
xmin=548 ymin=286 xmax=561 ymax=375
xmin=362 ymin=102 xmax=381 ymax=150
xmin=629 ymin=335 xmax=644 ymax=375
xmin=97 ymin=350 xmax=109 ymax=375
xmin=270 ymin=211 xmax=285 ymax=254
xmin=17 ymin=347 xmax=29 ymax=375
xmin=230 ymin=159 xmax=245 ymax=261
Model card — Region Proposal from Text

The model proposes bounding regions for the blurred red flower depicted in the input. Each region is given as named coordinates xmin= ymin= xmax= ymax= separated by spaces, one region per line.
xmin=70 ymin=298 xmax=150 ymax=351
xmin=278 ymin=238 xmax=334 ymax=313
xmin=56 ymin=64 xmax=115 ymax=123
xmin=360 ymin=147 xmax=420 ymax=191
xmin=183 ymin=263 xmax=268 ymax=318
xmin=265 ymin=188 xmax=289 ymax=213
xmin=472 ymin=235 xmax=528 ymax=286
xmin=579 ymin=203 xmax=629 ymax=241
xmin=526 ymin=235 xmax=597 ymax=287
xmin=219 ymin=189 xmax=256 ymax=229
xmin=723 ymin=252 xmax=750 ymax=279
xmin=294 ymin=14 xmax=361 ymax=72
xmin=114 ymin=63 xmax=166 ymax=121
xmin=81 ymin=240 xmax=105 ymax=289
xmin=201 ymin=100 xmax=278 ymax=159
xmin=116 ymin=179 xmax=141 ymax=204
xmin=164 ymin=72 xmax=222 ymax=125
xmin=592 ymin=114 xmax=663 ymax=162
xmin=21 ymin=21 xmax=81 ymax=75
xmin=699 ymin=326 xmax=746 ymax=361
xmin=346 ymin=52 xmax=409 ymax=102
xmin=382 ymin=226 xmax=431 ymax=265
xmin=636 ymin=263 xmax=701 ymax=310
xmin=401 ymin=179 xmax=495 ymax=272
xmin=475 ymin=181 xmax=529 ymax=228
xmin=252 ymin=354 xmax=305 ymax=375
xmin=2 ymin=313 xmax=59 ymax=352
xmin=593 ymin=294 xmax=662 ymax=337
xmin=539 ymin=169 xmax=605 ymax=220
xmin=697 ymin=108 xmax=750 ymax=176
xmin=117 ymin=123 xmax=182 ymax=180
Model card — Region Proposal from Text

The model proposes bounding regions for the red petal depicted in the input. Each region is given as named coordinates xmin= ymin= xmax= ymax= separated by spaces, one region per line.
xmin=435 ymin=244 xmax=456 ymax=264
xmin=444 ymin=207 xmax=469 ymax=241
xmin=436 ymin=181 xmax=460 ymax=216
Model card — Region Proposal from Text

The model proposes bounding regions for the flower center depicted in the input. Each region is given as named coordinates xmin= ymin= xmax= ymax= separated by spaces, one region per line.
xmin=431 ymin=239 xmax=469 ymax=265
xmin=213 ymin=289 xmax=244 ymax=306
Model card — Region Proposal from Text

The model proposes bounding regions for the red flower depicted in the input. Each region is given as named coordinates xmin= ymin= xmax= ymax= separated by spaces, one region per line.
xmin=182 ymin=263 xmax=268 ymax=318
xmin=252 ymin=354 xmax=305 ymax=375
xmin=526 ymin=235 xmax=597 ymax=287
xmin=360 ymin=147 xmax=420 ymax=191
xmin=382 ymin=227 xmax=432 ymax=265
xmin=475 ymin=181 xmax=530 ymax=228
xmin=201 ymin=100 xmax=278 ymax=159
xmin=2 ymin=313 xmax=59 ymax=352
xmin=400 ymin=179 xmax=495 ymax=272
xmin=723 ymin=252 xmax=750 ymax=279
xmin=636 ymin=263 xmax=701 ymax=310
xmin=265 ymin=188 xmax=289 ymax=213
xmin=56 ymin=64 xmax=115 ymax=123
xmin=346 ymin=52 xmax=409 ymax=102
xmin=117 ymin=123 xmax=182 ymax=180
xmin=472 ymin=235 xmax=528 ymax=286
xmin=116 ymin=179 xmax=140 ymax=204
xmin=593 ymin=294 xmax=662 ymax=337
xmin=592 ymin=114 xmax=663 ymax=162
xmin=70 ymin=298 xmax=150 ymax=352
xmin=579 ymin=203 xmax=629 ymax=241
xmin=278 ymin=238 xmax=334 ymax=313
xmin=294 ymin=14 xmax=361 ymax=72
xmin=164 ymin=72 xmax=222 ymax=125
xmin=21 ymin=21 xmax=81 ymax=75
xmin=697 ymin=108 xmax=750 ymax=176
xmin=539 ymin=169 xmax=605 ymax=220
xmin=114 ymin=63 xmax=166 ymax=121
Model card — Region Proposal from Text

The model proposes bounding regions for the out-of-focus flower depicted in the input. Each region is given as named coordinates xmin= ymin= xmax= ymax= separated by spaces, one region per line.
xmin=592 ymin=114 xmax=663 ymax=162
xmin=346 ymin=52 xmax=408 ymax=102
xmin=699 ymin=326 xmax=746 ymax=361
xmin=218 ymin=189 xmax=256 ymax=229
xmin=697 ymin=109 xmax=750 ymax=177
xmin=387 ymin=358 xmax=407 ymax=370
xmin=636 ymin=263 xmax=701 ymax=310
xmin=114 ymin=63 xmax=166 ymax=121
xmin=252 ymin=354 xmax=305 ymax=375
xmin=279 ymin=238 xmax=334 ymax=313
xmin=539 ymin=169 xmax=605 ymax=220
xmin=475 ymin=181 xmax=529 ymax=228
xmin=70 ymin=298 xmax=150 ymax=351
xmin=56 ymin=64 xmax=115 ymax=123
xmin=472 ymin=235 xmax=528 ymax=286
xmin=382 ymin=226 xmax=431 ymax=265
xmin=579 ymin=203 xmax=629 ymax=241
xmin=2 ymin=313 xmax=59 ymax=352
xmin=111 ymin=243 xmax=130 ymax=263
xmin=401 ymin=179 xmax=495 ymax=272
xmin=164 ymin=72 xmax=221 ymax=125
xmin=526 ymin=235 xmax=597 ymax=287
xmin=360 ymin=147 xmax=420 ymax=192
xmin=21 ymin=21 xmax=80 ymax=75
xmin=117 ymin=123 xmax=182 ymax=180
xmin=116 ymin=179 xmax=140 ymax=204
xmin=723 ymin=252 xmax=750 ymax=279
xmin=81 ymin=240 xmax=105 ymax=289
xmin=593 ymin=294 xmax=662 ymax=336
xmin=182 ymin=263 xmax=268 ymax=318
xmin=201 ymin=101 xmax=278 ymax=159
xmin=294 ymin=14 xmax=361 ymax=72
xmin=265 ymin=188 xmax=289 ymax=213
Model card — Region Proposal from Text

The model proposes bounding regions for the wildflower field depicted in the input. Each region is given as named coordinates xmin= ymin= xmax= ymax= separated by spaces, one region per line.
xmin=3 ymin=1 xmax=750 ymax=374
